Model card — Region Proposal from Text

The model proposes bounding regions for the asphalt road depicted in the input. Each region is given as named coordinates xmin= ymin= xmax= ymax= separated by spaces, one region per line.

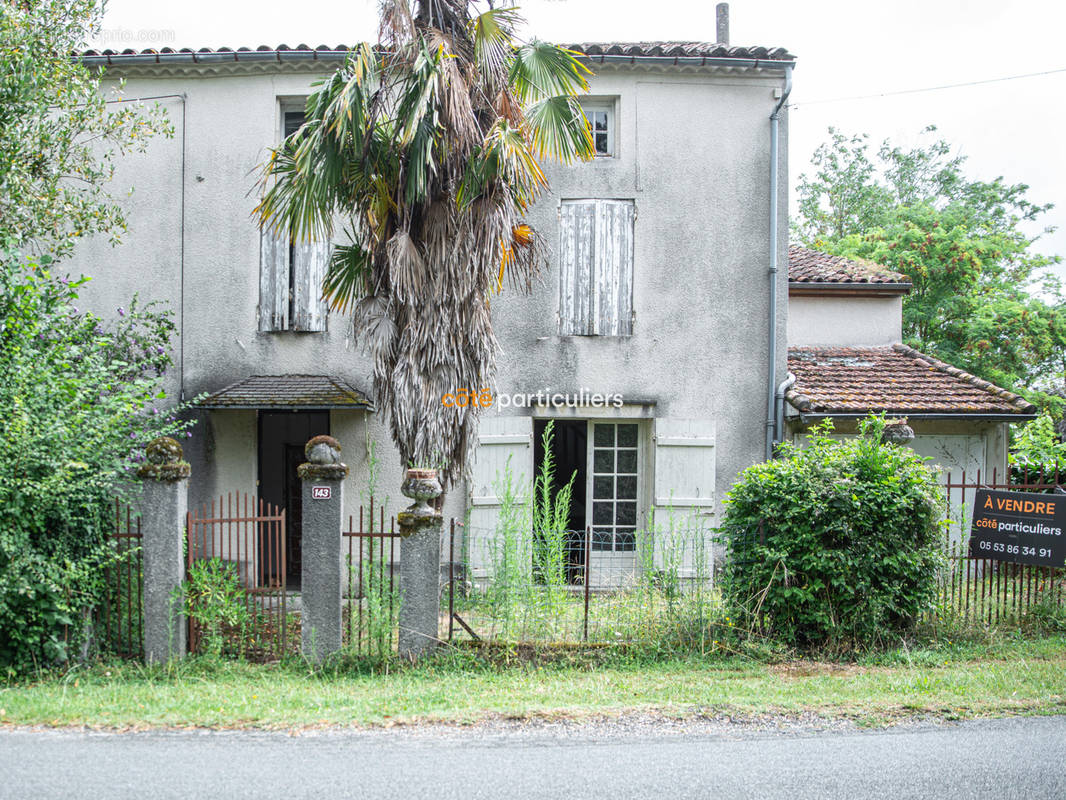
xmin=2 ymin=714 xmax=1065 ymax=799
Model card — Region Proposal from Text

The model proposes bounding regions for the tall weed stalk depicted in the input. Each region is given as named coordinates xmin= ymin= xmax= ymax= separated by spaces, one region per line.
xmin=532 ymin=421 xmax=576 ymax=613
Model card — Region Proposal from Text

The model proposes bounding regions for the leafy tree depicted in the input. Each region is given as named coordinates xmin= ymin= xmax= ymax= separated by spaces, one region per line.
xmin=0 ymin=0 xmax=171 ymax=256
xmin=256 ymin=0 xmax=594 ymax=486
xmin=1009 ymin=412 xmax=1066 ymax=478
xmin=0 ymin=246 xmax=193 ymax=672
xmin=794 ymin=127 xmax=1066 ymax=414
xmin=0 ymin=1 xmax=181 ymax=672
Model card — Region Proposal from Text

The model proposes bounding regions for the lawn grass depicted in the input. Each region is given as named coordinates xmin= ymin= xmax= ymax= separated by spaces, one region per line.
xmin=2 ymin=635 xmax=1065 ymax=730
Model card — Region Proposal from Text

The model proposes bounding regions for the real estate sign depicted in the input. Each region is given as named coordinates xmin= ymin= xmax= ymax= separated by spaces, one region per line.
xmin=969 ymin=488 xmax=1066 ymax=567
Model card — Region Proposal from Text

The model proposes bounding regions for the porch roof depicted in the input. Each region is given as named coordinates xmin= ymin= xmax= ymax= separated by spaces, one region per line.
xmin=198 ymin=375 xmax=374 ymax=411
xmin=786 ymin=344 xmax=1037 ymax=420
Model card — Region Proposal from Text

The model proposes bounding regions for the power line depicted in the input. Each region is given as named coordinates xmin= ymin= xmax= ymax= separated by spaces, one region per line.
xmin=790 ymin=66 xmax=1066 ymax=109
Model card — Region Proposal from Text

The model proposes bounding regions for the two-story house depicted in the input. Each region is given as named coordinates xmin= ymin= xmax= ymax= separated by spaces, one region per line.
xmin=73 ymin=38 xmax=796 ymax=584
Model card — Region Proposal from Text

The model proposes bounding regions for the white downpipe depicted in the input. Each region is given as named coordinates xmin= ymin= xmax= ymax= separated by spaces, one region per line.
xmin=765 ymin=66 xmax=793 ymax=461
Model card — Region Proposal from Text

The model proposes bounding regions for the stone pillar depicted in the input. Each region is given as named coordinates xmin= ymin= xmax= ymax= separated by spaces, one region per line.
xmin=397 ymin=469 xmax=443 ymax=661
xmin=137 ymin=436 xmax=190 ymax=663
xmin=297 ymin=435 xmax=348 ymax=663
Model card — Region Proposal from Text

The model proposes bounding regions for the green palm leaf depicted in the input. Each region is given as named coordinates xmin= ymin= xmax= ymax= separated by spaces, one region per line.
xmin=524 ymin=95 xmax=594 ymax=163
xmin=509 ymin=40 xmax=591 ymax=104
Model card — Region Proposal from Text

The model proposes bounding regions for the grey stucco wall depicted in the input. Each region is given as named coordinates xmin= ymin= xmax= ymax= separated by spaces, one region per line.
xmin=493 ymin=67 xmax=790 ymax=521
xmin=788 ymin=294 xmax=903 ymax=347
xmin=69 ymin=59 xmax=790 ymax=535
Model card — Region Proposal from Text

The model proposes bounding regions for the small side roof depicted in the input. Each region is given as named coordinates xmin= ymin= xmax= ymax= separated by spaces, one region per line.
xmin=199 ymin=375 xmax=373 ymax=411
xmin=786 ymin=344 xmax=1036 ymax=420
xmin=788 ymin=245 xmax=911 ymax=295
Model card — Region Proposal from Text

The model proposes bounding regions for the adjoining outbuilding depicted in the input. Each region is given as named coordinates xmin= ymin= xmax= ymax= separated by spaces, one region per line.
xmin=784 ymin=246 xmax=1036 ymax=484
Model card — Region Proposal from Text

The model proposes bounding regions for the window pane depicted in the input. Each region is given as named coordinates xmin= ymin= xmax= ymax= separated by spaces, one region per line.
xmin=595 ymin=133 xmax=608 ymax=154
xmin=617 ymin=424 xmax=638 ymax=447
xmin=615 ymin=530 xmax=636 ymax=552
xmin=593 ymin=111 xmax=608 ymax=132
xmin=594 ymin=424 xmax=614 ymax=446
xmin=617 ymin=449 xmax=637 ymax=474
xmin=617 ymin=475 xmax=637 ymax=499
xmin=283 ymin=111 xmax=305 ymax=138
xmin=593 ymin=502 xmax=613 ymax=525
xmin=593 ymin=476 xmax=613 ymax=499
xmin=594 ymin=449 xmax=614 ymax=473
xmin=615 ymin=502 xmax=636 ymax=526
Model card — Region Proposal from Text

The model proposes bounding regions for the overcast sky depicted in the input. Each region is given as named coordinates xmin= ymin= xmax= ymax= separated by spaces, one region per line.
xmin=91 ymin=0 xmax=1066 ymax=277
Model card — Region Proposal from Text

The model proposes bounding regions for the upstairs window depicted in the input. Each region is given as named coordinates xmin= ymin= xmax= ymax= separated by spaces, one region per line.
xmin=581 ymin=100 xmax=615 ymax=157
xmin=558 ymin=199 xmax=635 ymax=336
xmin=259 ymin=107 xmax=330 ymax=333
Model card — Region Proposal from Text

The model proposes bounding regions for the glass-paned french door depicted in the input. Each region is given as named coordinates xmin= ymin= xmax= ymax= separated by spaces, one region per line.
xmin=589 ymin=422 xmax=640 ymax=552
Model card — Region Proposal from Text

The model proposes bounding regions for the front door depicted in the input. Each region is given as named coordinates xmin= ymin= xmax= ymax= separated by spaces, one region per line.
xmin=258 ymin=411 xmax=330 ymax=588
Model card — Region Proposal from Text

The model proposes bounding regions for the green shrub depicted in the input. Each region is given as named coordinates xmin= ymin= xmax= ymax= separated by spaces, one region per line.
xmin=1009 ymin=412 xmax=1065 ymax=480
xmin=0 ymin=249 xmax=193 ymax=674
xmin=719 ymin=416 xmax=945 ymax=650
xmin=182 ymin=558 xmax=252 ymax=658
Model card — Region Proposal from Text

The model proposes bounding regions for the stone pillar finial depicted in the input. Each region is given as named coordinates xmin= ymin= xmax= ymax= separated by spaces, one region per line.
xmin=397 ymin=467 xmax=443 ymax=662
xmin=138 ymin=436 xmax=190 ymax=663
xmin=298 ymin=435 xmax=347 ymax=663
xmin=881 ymin=417 xmax=915 ymax=446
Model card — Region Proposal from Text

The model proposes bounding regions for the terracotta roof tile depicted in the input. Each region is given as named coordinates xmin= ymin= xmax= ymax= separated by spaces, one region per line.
xmin=786 ymin=344 xmax=1035 ymax=416
xmin=788 ymin=245 xmax=909 ymax=285
xmin=563 ymin=42 xmax=794 ymax=61
xmin=77 ymin=41 xmax=794 ymax=64
xmin=199 ymin=375 xmax=373 ymax=410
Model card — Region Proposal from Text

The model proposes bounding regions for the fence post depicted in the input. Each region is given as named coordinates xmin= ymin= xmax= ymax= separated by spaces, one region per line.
xmin=397 ymin=468 xmax=443 ymax=661
xmin=298 ymin=435 xmax=348 ymax=663
xmin=137 ymin=436 xmax=190 ymax=663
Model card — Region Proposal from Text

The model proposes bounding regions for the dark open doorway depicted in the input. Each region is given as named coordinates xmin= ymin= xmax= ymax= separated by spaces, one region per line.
xmin=258 ymin=411 xmax=329 ymax=589
xmin=533 ymin=418 xmax=587 ymax=582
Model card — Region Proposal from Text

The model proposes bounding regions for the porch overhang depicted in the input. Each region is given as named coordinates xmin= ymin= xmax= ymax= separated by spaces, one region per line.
xmin=197 ymin=374 xmax=374 ymax=411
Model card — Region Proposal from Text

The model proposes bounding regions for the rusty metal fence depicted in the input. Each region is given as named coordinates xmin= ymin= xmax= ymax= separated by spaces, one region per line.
xmin=342 ymin=498 xmax=402 ymax=657
xmin=940 ymin=468 xmax=1066 ymax=624
xmin=95 ymin=499 xmax=144 ymax=659
xmin=185 ymin=494 xmax=294 ymax=660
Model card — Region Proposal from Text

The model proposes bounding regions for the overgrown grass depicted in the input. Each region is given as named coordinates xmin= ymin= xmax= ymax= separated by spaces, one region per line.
xmin=3 ymin=634 xmax=1065 ymax=730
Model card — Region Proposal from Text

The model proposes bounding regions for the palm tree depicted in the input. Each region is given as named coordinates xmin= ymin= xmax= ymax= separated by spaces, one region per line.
xmin=256 ymin=0 xmax=593 ymax=488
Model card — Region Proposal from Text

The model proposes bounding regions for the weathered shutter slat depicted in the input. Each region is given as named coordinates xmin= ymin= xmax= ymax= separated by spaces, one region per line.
xmin=615 ymin=201 xmax=634 ymax=335
xmin=593 ymin=201 xmax=634 ymax=336
xmin=292 ymin=239 xmax=313 ymax=331
xmin=259 ymin=227 xmax=289 ymax=332
xmin=308 ymin=239 xmax=330 ymax=332
xmin=292 ymin=239 xmax=330 ymax=332
xmin=559 ymin=201 xmax=595 ymax=335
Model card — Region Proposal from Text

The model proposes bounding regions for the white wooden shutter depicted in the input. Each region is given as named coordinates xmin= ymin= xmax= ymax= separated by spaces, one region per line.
xmin=594 ymin=200 xmax=634 ymax=336
xmin=652 ymin=418 xmax=717 ymax=579
xmin=653 ymin=418 xmax=716 ymax=512
xmin=467 ymin=416 xmax=533 ymax=577
xmin=559 ymin=201 xmax=595 ymax=335
xmin=259 ymin=227 xmax=289 ymax=332
xmin=292 ymin=239 xmax=330 ymax=332
xmin=559 ymin=200 xmax=634 ymax=336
